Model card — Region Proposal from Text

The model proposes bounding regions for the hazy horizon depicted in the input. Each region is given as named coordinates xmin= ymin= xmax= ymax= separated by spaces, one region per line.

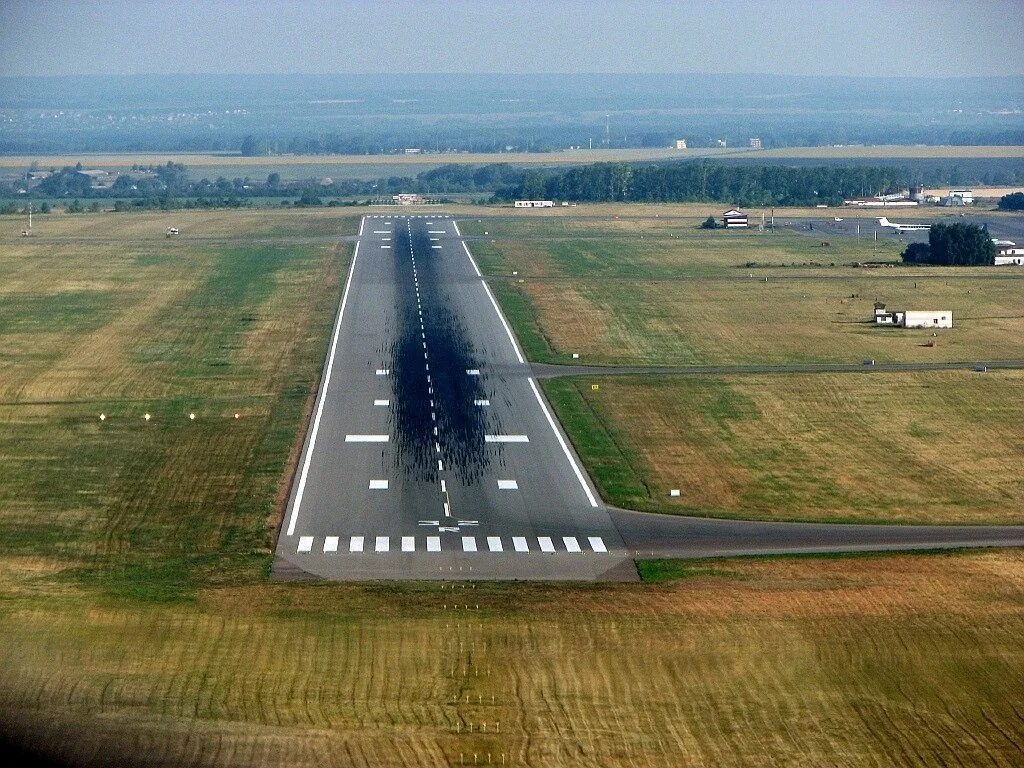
xmin=1 ymin=0 xmax=1022 ymax=79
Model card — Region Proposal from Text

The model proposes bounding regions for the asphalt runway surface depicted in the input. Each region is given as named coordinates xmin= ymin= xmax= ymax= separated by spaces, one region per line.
xmin=274 ymin=212 xmax=1024 ymax=582
xmin=274 ymin=214 xmax=632 ymax=581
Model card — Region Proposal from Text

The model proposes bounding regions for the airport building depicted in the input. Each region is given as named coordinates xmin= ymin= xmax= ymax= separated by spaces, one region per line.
xmin=940 ymin=189 xmax=974 ymax=206
xmin=721 ymin=209 xmax=748 ymax=228
xmin=674 ymin=139 xmax=687 ymax=149
xmin=874 ymin=303 xmax=952 ymax=328
xmin=749 ymin=137 xmax=762 ymax=149
xmin=995 ymin=242 xmax=1024 ymax=265
xmin=843 ymin=196 xmax=919 ymax=208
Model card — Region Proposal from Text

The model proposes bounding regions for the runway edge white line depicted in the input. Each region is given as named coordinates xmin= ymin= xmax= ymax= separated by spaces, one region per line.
xmin=455 ymin=219 xmax=599 ymax=508
xmin=286 ymin=225 xmax=363 ymax=536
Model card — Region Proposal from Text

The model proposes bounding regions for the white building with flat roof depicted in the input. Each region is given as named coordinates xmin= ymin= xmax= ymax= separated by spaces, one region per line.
xmin=995 ymin=242 xmax=1024 ymax=265
xmin=874 ymin=304 xmax=952 ymax=328
xmin=514 ymin=200 xmax=554 ymax=208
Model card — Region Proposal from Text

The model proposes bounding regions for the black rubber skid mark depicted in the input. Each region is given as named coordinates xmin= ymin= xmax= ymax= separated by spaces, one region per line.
xmin=391 ymin=224 xmax=498 ymax=486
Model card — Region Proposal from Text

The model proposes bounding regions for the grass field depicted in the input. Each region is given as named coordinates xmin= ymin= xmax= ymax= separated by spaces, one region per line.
xmin=462 ymin=217 xmax=1024 ymax=365
xmin=542 ymin=372 xmax=1024 ymax=524
xmin=4 ymin=549 xmax=1024 ymax=767
xmin=2 ymin=207 xmax=1022 ymax=766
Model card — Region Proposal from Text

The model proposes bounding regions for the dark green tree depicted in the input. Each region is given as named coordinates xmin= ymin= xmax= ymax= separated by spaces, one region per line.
xmin=998 ymin=191 xmax=1024 ymax=211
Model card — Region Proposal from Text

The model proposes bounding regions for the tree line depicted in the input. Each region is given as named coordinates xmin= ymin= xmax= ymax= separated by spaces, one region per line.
xmin=493 ymin=161 xmax=907 ymax=206
xmin=902 ymin=223 xmax=996 ymax=266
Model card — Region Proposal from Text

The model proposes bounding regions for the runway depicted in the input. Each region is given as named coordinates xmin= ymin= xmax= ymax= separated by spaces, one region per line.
xmin=274 ymin=213 xmax=1024 ymax=582
xmin=274 ymin=214 xmax=632 ymax=581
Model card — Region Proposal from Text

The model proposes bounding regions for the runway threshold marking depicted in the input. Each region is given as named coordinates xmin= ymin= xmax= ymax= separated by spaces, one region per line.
xmin=497 ymin=480 xmax=519 ymax=489
xmin=285 ymin=236 xmax=361 ymax=536
xmin=294 ymin=535 xmax=610 ymax=554
xmin=474 ymin=399 xmax=490 ymax=406
xmin=485 ymin=434 xmax=529 ymax=443
xmin=369 ymin=479 xmax=389 ymax=489
xmin=374 ymin=399 xmax=390 ymax=406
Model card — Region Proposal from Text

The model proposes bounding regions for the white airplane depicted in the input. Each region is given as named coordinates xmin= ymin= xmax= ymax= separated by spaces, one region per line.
xmin=833 ymin=217 xmax=843 ymax=222
xmin=876 ymin=216 xmax=932 ymax=234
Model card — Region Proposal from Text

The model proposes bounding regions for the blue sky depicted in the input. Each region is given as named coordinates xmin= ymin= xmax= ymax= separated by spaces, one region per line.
xmin=1 ymin=0 xmax=1022 ymax=77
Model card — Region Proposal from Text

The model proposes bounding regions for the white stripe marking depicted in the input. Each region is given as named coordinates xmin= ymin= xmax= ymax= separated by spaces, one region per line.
xmin=487 ymin=536 xmax=503 ymax=552
xmin=369 ymin=479 xmax=389 ymax=490
xmin=466 ymin=369 xmax=480 ymax=375
xmin=375 ymin=536 xmax=389 ymax=552
xmin=428 ymin=230 xmax=445 ymax=234
xmin=374 ymin=399 xmax=390 ymax=406
xmin=513 ymin=536 xmax=529 ymax=552
xmin=431 ymin=245 xmax=442 ymax=249
xmin=528 ymin=378 xmax=599 ymax=507
xmin=324 ymin=536 xmax=339 ymax=553
xmin=402 ymin=536 xmax=415 ymax=552
xmin=286 ymin=237 xmax=361 ymax=535
xmin=346 ymin=434 xmax=389 ymax=442
xmin=485 ymin=435 xmax=529 ymax=443
xmin=588 ymin=536 xmax=607 ymax=553
xmin=350 ymin=536 xmax=364 ymax=553
xmin=563 ymin=536 xmax=581 ymax=553
xmin=474 ymin=399 xmax=490 ymax=406
xmin=376 ymin=369 xmax=389 ymax=376
xmin=497 ymin=480 xmax=519 ymax=490
xmin=462 ymin=536 xmax=477 ymax=552
xmin=297 ymin=536 xmax=313 ymax=553
xmin=538 ymin=536 xmax=555 ymax=553
xmin=380 ymin=245 xmax=391 ymax=249
xmin=427 ymin=536 xmax=441 ymax=552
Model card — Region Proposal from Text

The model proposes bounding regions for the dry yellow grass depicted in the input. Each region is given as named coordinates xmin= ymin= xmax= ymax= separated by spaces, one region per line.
xmin=526 ymin=275 xmax=1024 ymax=365
xmin=2 ymin=145 xmax=1019 ymax=170
xmin=2 ymin=550 xmax=1024 ymax=766
xmin=550 ymin=371 xmax=1024 ymax=524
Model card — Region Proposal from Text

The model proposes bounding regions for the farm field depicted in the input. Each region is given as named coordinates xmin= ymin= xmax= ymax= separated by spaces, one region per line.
xmin=461 ymin=217 xmax=1024 ymax=365
xmin=542 ymin=372 xmax=1024 ymax=525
